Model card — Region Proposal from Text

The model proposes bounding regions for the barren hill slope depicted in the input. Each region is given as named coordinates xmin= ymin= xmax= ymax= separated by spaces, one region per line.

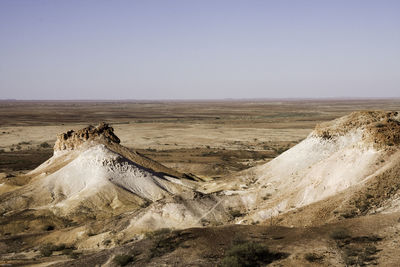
xmin=212 ymin=111 xmax=400 ymax=225
xmin=0 ymin=124 xmax=228 ymax=238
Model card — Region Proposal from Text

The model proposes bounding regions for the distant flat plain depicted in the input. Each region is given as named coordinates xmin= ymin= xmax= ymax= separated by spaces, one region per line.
xmin=1 ymin=99 xmax=400 ymax=179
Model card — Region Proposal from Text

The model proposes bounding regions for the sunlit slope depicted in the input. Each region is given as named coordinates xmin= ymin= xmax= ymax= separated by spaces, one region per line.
xmin=0 ymin=124 xmax=195 ymax=217
xmin=227 ymin=111 xmax=400 ymax=222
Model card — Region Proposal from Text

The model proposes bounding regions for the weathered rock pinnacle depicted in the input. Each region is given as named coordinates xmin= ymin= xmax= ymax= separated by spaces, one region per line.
xmin=54 ymin=122 xmax=120 ymax=151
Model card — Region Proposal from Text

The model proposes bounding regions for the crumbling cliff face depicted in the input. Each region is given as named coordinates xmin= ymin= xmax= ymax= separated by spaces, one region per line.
xmin=54 ymin=122 xmax=120 ymax=151
xmin=313 ymin=111 xmax=400 ymax=149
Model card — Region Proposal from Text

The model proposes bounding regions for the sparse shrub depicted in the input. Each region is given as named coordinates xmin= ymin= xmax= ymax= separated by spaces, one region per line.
xmin=54 ymin=243 xmax=66 ymax=250
xmin=149 ymin=235 xmax=177 ymax=258
xmin=39 ymin=142 xmax=51 ymax=148
xmin=200 ymin=218 xmax=210 ymax=226
xmin=69 ymin=252 xmax=81 ymax=259
xmin=44 ymin=225 xmax=54 ymax=231
xmin=365 ymin=235 xmax=382 ymax=242
xmin=330 ymin=228 xmax=351 ymax=240
xmin=229 ymin=209 xmax=243 ymax=218
xmin=342 ymin=244 xmax=379 ymax=266
xmin=232 ymin=235 xmax=246 ymax=245
xmin=114 ymin=254 xmax=134 ymax=266
xmin=39 ymin=243 xmax=68 ymax=257
xmin=364 ymin=245 xmax=378 ymax=256
xmin=140 ymin=201 xmax=150 ymax=208
xmin=305 ymin=252 xmax=324 ymax=262
xmin=344 ymin=246 xmax=361 ymax=257
xmin=211 ymin=221 xmax=224 ymax=227
xmin=154 ymin=228 xmax=172 ymax=236
xmin=221 ymin=255 xmax=241 ymax=266
xmin=273 ymin=146 xmax=289 ymax=154
xmin=145 ymin=228 xmax=172 ymax=239
xmin=335 ymin=234 xmax=382 ymax=266
xmin=87 ymin=232 xmax=96 ymax=236
xmin=62 ymin=248 xmax=74 ymax=255
xmin=147 ymin=229 xmax=192 ymax=260
xmin=262 ymin=193 xmax=272 ymax=201
xmin=173 ymin=195 xmax=183 ymax=202
xmin=344 ymin=255 xmax=357 ymax=266
xmin=40 ymin=244 xmax=53 ymax=257
xmin=220 ymin=241 xmax=288 ymax=267
xmin=341 ymin=209 xmax=358 ymax=218
xmin=18 ymin=141 xmax=31 ymax=145
xmin=102 ymin=239 xmax=112 ymax=246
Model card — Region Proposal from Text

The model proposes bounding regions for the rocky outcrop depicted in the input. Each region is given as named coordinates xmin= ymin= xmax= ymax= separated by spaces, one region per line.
xmin=313 ymin=111 xmax=400 ymax=148
xmin=54 ymin=122 xmax=120 ymax=151
xmin=50 ymin=122 xmax=196 ymax=180
xmin=364 ymin=117 xmax=400 ymax=148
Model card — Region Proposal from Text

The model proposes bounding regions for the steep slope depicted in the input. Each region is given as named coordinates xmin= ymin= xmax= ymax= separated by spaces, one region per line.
xmin=0 ymin=123 xmax=216 ymax=234
xmin=30 ymin=122 xmax=193 ymax=180
xmin=219 ymin=111 xmax=400 ymax=223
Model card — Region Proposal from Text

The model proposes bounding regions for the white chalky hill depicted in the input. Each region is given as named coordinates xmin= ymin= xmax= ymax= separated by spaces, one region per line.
xmin=221 ymin=111 xmax=400 ymax=223
xmin=0 ymin=124 xmax=210 ymax=220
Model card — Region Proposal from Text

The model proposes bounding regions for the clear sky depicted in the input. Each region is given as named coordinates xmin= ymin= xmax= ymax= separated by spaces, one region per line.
xmin=0 ymin=0 xmax=399 ymax=100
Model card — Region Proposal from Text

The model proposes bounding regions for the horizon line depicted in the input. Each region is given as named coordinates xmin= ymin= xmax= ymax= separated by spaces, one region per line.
xmin=1 ymin=97 xmax=400 ymax=102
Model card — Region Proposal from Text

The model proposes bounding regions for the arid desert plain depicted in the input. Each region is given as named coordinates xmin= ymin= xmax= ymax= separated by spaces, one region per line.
xmin=2 ymin=99 xmax=400 ymax=266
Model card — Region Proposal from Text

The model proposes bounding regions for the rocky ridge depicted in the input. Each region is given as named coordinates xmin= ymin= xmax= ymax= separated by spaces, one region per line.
xmin=313 ymin=111 xmax=400 ymax=148
xmin=54 ymin=122 xmax=121 ymax=151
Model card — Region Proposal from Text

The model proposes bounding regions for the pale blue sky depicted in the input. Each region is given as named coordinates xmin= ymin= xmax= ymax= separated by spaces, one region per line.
xmin=0 ymin=0 xmax=399 ymax=99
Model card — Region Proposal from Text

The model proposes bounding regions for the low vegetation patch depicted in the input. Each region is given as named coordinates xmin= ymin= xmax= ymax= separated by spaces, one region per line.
xmin=149 ymin=235 xmax=179 ymax=258
xmin=229 ymin=209 xmax=244 ymax=218
xmin=304 ymin=252 xmax=324 ymax=262
xmin=39 ymin=243 xmax=75 ymax=257
xmin=147 ymin=230 xmax=194 ymax=260
xmin=114 ymin=254 xmax=134 ymax=266
xmin=43 ymin=225 xmax=55 ymax=231
xmin=102 ymin=239 xmax=112 ymax=246
xmin=343 ymin=244 xmax=379 ymax=266
xmin=330 ymin=227 xmax=351 ymax=240
xmin=145 ymin=228 xmax=172 ymax=239
xmin=69 ymin=252 xmax=81 ymax=259
xmin=39 ymin=142 xmax=51 ymax=148
xmin=334 ymin=234 xmax=382 ymax=266
xmin=0 ymin=149 xmax=53 ymax=172
xmin=220 ymin=241 xmax=288 ymax=267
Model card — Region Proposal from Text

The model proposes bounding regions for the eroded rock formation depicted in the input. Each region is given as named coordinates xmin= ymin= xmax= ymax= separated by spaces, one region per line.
xmin=54 ymin=122 xmax=120 ymax=151
xmin=313 ymin=111 xmax=400 ymax=148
